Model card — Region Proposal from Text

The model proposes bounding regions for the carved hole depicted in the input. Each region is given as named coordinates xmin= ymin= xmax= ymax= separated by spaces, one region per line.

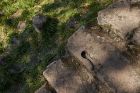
xmin=81 ymin=51 xmax=86 ymax=58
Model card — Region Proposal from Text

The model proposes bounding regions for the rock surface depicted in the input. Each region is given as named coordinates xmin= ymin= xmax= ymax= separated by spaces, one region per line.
xmin=97 ymin=0 xmax=140 ymax=39
xmin=43 ymin=59 xmax=98 ymax=93
xmin=67 ymin=26 xmax=140 ymax=93
xmin=35 ymin=0 xmax=140 ymax=93
xmin=130 ymin=0 xmax=140 ymax=4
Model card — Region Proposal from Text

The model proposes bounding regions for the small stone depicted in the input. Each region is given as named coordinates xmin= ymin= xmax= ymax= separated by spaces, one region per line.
xmin=11 ymin=10 xmax=23 ymax=18
xmin=32 ymin=14 xmax=47 ymax=33
xmin=67 ymin=18 xmax=79 ymax=29
xmin=17 ymin=21 xmax=26 ymax=31
xmin=0 ymin=11 xmax=4 ymax=17
xmin=97 ymin=36 xmax=101 ymax=38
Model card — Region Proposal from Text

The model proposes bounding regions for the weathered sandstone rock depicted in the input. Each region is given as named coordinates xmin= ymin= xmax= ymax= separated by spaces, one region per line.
xmin=67 ymin=27 xmax=140 ymax=93
xmin=97 ymin=0 xmax=140 ymax=39
xmin=36 ymin=1 xmax=140 ymax=93
xmin=43 ymin=59 xmax=98 ymax=93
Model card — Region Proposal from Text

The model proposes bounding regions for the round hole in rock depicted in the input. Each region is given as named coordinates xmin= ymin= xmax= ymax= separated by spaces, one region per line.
xmin=81 ymin=51 xmax=87 ymax=58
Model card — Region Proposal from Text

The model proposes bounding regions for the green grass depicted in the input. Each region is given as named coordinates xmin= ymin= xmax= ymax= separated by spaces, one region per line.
xmin=0 ymin=0 xmax=112 ymax=93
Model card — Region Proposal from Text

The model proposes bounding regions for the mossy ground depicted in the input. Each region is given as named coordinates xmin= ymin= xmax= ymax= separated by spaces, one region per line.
xmin=0 ymin=0 xmax=112 ymax=93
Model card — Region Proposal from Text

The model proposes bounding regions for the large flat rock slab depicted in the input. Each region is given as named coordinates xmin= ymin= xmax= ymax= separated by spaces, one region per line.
xmin=97 ymin=0 xmax=140 ymax=39
xmin=43 ymin=59 xmax=97 ymax=93
xmin=67 ymin=26 xmax=125 ymax=70
xmin=67 ymin=27 xmax=140 ymax=93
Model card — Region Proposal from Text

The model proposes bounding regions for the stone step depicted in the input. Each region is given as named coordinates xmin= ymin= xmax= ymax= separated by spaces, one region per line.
xmin=43 ymin=59 xmax=98 ymax=93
